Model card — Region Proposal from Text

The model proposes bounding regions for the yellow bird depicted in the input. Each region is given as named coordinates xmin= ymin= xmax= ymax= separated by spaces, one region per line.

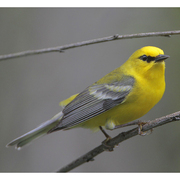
xmin=6 ymin=46 xmax=169 ymax=150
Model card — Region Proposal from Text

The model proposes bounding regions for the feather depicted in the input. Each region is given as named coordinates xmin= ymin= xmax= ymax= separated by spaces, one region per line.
xmin=51 ymin=75 xmax=135 ymax=131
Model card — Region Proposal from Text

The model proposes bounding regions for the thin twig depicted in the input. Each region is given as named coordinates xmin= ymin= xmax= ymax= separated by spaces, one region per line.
xmin=57 ymin=111 xmax=180 ymax=172
xmin=1 ymin=30 xmax=180 ymax=61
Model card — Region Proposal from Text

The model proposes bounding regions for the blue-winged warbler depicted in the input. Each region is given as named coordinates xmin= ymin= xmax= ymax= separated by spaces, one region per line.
xmin=6 ymin=46 xmax=169 ymax=150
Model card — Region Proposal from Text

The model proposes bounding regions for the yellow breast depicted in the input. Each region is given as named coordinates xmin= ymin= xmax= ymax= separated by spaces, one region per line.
xmin=79 ymin=61 xmax=165 ymax=131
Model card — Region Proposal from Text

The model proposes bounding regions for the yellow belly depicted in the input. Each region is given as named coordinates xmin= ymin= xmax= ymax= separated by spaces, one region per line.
xmin=77 ymin=75 xmax=165 ymax=131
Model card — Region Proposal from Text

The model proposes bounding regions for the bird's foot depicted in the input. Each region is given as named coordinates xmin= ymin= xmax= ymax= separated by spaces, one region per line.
xmin=99 ymin=126 xmax=115 ymax=152
xmin=137 ymin=121 xmax=153 ymax=136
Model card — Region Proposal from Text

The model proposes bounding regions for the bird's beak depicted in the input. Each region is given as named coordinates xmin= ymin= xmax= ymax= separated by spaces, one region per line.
xmin=155 ymin=54 xmax=170 ymax=62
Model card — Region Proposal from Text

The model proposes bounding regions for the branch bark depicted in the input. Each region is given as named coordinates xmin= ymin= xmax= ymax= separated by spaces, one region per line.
xmin=57 ymin=111 xmax=180 ymax=172
xmin=1 ymin=30 xmax=180 ymax=61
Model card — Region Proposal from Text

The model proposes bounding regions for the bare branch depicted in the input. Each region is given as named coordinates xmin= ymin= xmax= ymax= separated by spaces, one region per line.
xmin=57 ymin=111 xmax=180 ymax=172
xmin=1 ymin=30 xmax=180 ymax=61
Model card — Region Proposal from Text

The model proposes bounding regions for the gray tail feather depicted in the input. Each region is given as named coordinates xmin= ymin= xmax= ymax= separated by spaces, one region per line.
xmin=6 ymin=112 xmax=63 ymax=150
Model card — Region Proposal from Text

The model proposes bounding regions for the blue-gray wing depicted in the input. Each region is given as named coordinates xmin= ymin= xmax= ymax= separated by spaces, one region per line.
xmin=51 ymin=76 xmax=135 ymax=131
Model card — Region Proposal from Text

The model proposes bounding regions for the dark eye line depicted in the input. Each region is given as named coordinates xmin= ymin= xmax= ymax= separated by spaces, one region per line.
xmin=139 ymin=55 xmax=156 ymax=63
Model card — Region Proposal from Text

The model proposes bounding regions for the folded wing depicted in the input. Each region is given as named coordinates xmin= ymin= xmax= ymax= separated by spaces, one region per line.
xmin=50 ymin=75 xmax=135 ymax=131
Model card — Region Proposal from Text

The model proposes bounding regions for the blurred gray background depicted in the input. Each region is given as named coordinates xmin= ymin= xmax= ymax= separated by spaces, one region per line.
xmin=1 ymin=8 xmax=180 ymax=172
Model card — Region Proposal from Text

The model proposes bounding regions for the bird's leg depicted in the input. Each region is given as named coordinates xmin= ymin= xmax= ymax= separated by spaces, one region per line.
xmin=99 ymin=126 xmax=114 ymax=152
xmin=114 ymin=120 xmax=153 ymax=136
xmin=99 ymin=126 xmax=111 ymax=140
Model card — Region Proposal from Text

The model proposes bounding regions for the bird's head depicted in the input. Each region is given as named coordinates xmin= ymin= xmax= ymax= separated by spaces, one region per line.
xmin=126 ymin=46 xmax=169 ymax=75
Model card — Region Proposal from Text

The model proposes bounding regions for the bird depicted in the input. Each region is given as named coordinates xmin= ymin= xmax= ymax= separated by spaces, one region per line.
xmin=6 ymin=46 xmax=169 ymax=150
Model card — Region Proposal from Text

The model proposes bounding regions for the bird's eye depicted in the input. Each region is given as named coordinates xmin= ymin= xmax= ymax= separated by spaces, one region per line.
xmin=139 ymin=55 xmax=156 ymax=63
xmin=139 ymin=55 xmax=148 ymax=61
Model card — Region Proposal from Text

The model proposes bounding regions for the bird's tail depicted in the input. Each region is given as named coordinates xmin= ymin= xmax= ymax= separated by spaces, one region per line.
xmin=6 ymin=112 xmax=63 ymax=150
